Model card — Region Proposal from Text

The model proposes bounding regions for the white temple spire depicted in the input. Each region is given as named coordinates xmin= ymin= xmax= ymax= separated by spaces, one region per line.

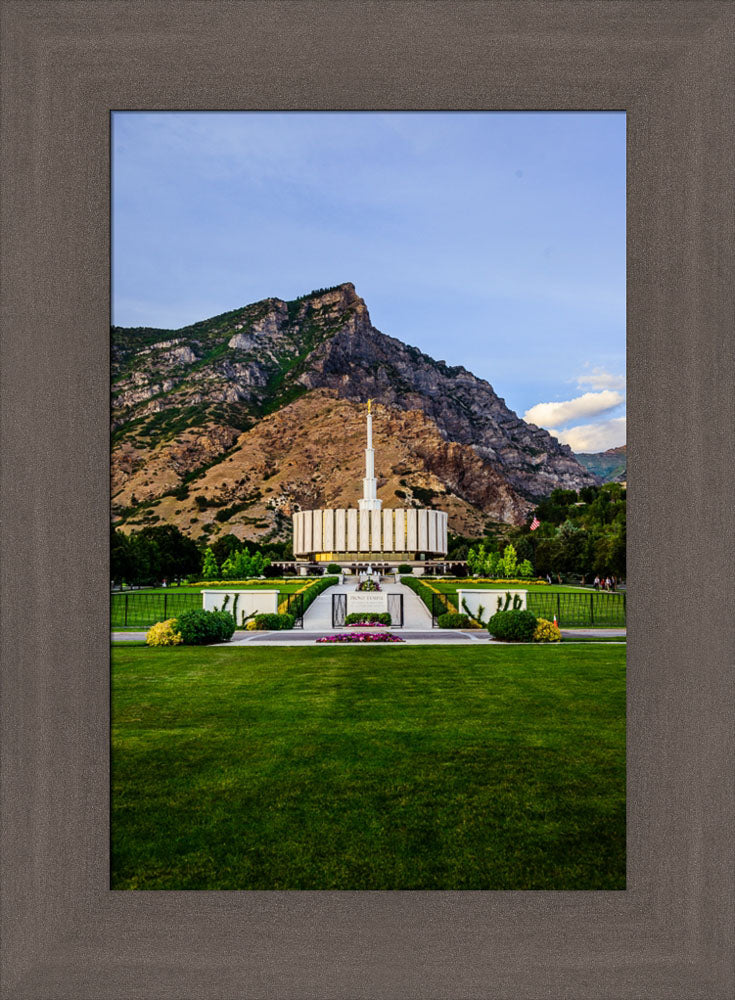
xmin=358 ymin=398 xmax=382 ymax=511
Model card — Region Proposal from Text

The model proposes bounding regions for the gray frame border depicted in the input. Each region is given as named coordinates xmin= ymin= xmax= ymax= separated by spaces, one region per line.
xmin=1 ymin=2 xmax=733 ymax=997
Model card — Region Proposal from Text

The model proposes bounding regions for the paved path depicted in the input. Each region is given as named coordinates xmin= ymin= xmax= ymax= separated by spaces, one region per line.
xmin=302 ymin=580 xmax=432 ymax=631
xmin=112 ymin=625 xmax=626 ymax=644
xmin=112 ymin=631 xmax=626 ymax=645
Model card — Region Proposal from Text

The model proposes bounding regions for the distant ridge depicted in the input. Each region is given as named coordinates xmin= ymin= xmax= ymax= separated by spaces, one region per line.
xmin=575 ymin=445 xmax=626 ymax=482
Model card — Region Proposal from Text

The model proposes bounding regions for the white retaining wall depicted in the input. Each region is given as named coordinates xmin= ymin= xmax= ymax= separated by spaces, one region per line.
xmin=458 ymin=589 xmax=528 ymax=618
xmin=201 ymin=589 xmax=279 ymax=625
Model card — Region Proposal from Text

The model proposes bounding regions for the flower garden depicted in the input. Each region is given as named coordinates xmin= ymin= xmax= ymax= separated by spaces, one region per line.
xmin=315 ymin=631 xmax=404 ymax=643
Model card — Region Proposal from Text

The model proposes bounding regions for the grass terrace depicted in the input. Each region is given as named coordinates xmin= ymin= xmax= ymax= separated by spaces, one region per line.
xmin=427 ymin=579 xmax=594 ymax=594
xmin=111 ymin=644 xmax=626 ymax=890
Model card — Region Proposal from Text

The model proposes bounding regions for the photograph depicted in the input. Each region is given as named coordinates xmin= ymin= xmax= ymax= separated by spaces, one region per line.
xmin=110 ymin=110 xmax=627 ymax=890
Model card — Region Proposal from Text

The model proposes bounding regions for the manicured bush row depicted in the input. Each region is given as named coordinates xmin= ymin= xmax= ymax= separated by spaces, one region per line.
xmin=252 ymin=612 xmax=295 ymax=630
xmin=436 ymin=612 xmax=472 ymax=629
xmin=399 ymin=575 xmax=436 ymax=613
xmin=400 ymin=575 xmax=455 ymax=618
xmin=301 ymin=575 xmax=339 ymax=612
xmin=344 ymin=612 xmax=392 ymax=626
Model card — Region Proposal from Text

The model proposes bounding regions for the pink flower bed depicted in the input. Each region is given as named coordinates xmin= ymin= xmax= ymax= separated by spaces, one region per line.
xmin=316 ymin=632 xmax=404 ymax=643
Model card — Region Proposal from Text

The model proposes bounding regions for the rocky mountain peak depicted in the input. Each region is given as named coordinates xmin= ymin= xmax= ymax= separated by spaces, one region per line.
xmin=111 ymin=283 xmax=598 ymax=540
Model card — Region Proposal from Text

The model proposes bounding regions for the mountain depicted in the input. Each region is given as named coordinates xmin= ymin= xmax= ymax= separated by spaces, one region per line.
xmin=112 ymin=283 xmax=597 ymax=542
xmin=575 ymin=445 xmax=626 ymax=483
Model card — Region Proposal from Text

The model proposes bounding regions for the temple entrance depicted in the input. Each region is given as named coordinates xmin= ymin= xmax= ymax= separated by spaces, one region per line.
xmin=331 ymin=592 xmax=404 ymax=627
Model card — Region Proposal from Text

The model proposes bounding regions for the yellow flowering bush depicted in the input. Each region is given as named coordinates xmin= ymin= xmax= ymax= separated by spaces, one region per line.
xmin=245 ymin=619 xmax=259 ymax=631
xmin=145 ymin=618 xmax=183 ymax=646
xmin=533 ymin=618 xmax=562 ymax=643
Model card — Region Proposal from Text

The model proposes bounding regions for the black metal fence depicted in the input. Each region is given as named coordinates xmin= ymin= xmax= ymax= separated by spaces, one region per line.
xmin=431 ymin=591 xmax=456 ymax=627
xmin=431 ymin=590 xmax=626 ymax=628
xmin=387 ymin=594 xmax=404 ymax=627
xmin=111 ymin=589 xmax=308 ymax=629
xmin=332 ymin=593 xmax=347 ymax=627
xmin=110 ymin=591 xmax=201 ymax=628
xmin=526 ymin=591 xmax=625 ymax=626
xmin=283 ymin=592 xmax=304 ymax=628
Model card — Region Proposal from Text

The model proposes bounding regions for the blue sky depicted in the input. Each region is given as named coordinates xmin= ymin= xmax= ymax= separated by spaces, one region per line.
xmin=112 ymin=111 xmax=626 ymax=451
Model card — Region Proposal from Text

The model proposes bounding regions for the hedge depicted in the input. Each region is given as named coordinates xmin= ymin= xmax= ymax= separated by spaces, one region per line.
xmin=436 ymin=612 xmax=473 ymax=629
xmin=344 ymin=612 xmax=392 ymax=626
xmin=487 ymin=609 xmax=538 ymax=642
xmin=252 ymin=612 xmax=295 ymax=630
xmin=174 ymin=609 xmax=236 ymax=645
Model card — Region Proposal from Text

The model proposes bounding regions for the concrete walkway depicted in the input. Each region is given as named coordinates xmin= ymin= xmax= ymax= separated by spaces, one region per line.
xmin=301 ymin=580 xmax=432 ymax=630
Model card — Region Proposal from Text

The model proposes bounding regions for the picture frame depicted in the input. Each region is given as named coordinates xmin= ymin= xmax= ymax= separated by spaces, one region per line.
xmin=1 ymin=1 xmax=732 ymax=996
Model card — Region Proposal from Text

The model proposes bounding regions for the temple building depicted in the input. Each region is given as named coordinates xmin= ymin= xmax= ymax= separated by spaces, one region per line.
xmin=292 ymin=400 xmax=448 ymax=572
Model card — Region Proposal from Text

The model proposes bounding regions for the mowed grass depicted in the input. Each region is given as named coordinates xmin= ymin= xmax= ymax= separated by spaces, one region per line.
xmin=111 ymin=645 xmax=626 ymax=890
xmin=428 ymin=580 xmax=592 ymax=594
xmin=120 ymin=579 xmax=310 ymax=596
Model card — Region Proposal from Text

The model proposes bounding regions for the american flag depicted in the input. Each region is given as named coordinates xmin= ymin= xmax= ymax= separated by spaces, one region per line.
xmin=530 ymin=516 xmax=540 ymax=531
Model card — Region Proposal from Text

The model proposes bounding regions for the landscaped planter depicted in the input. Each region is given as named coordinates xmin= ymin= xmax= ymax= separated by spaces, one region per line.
xmin=316 ymin=632 xmax=404 ymax=643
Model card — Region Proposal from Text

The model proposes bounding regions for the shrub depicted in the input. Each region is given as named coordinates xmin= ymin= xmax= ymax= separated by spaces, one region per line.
xmin=357 ymin=579 xmax=380 ymax=591
xmin=145 ymin=618 xmax=183 ymax=646
xmin=252 ymin=612 xmax=295 ymax=630
xmin=397 ymin=564 xmax=413 ymax=574
xmin=344 ymin=612 xmax=391 ymax=626
xmin=487 ymin=609 xmax=538 ymax=642
xmin=174 ymin=609 xmax=236 ymax=645
xmin=326 ymin=563 xmax=342 ymax=574
xmin=437 ymin=612 xmax=472 ymax=629
xmin=533 ymin=618 xmax=562 ymax=643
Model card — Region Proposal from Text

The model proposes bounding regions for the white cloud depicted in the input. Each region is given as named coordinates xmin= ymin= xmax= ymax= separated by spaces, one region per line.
xmin=548 ymin=417 xmax=626 ymax=453
xmin=576 ymin=367 xmax=625 ymax=391
xmin=523 ymin=390 xmax=624 ymax=427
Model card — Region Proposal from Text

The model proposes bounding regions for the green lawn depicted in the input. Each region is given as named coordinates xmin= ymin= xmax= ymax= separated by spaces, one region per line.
xmin=115 ymin=579 xmax=312 ymax=596
xmin=111 ymin=644 xmax=626 ymax=890
xmin=428 ymin=580 xmax=593 ymax=594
